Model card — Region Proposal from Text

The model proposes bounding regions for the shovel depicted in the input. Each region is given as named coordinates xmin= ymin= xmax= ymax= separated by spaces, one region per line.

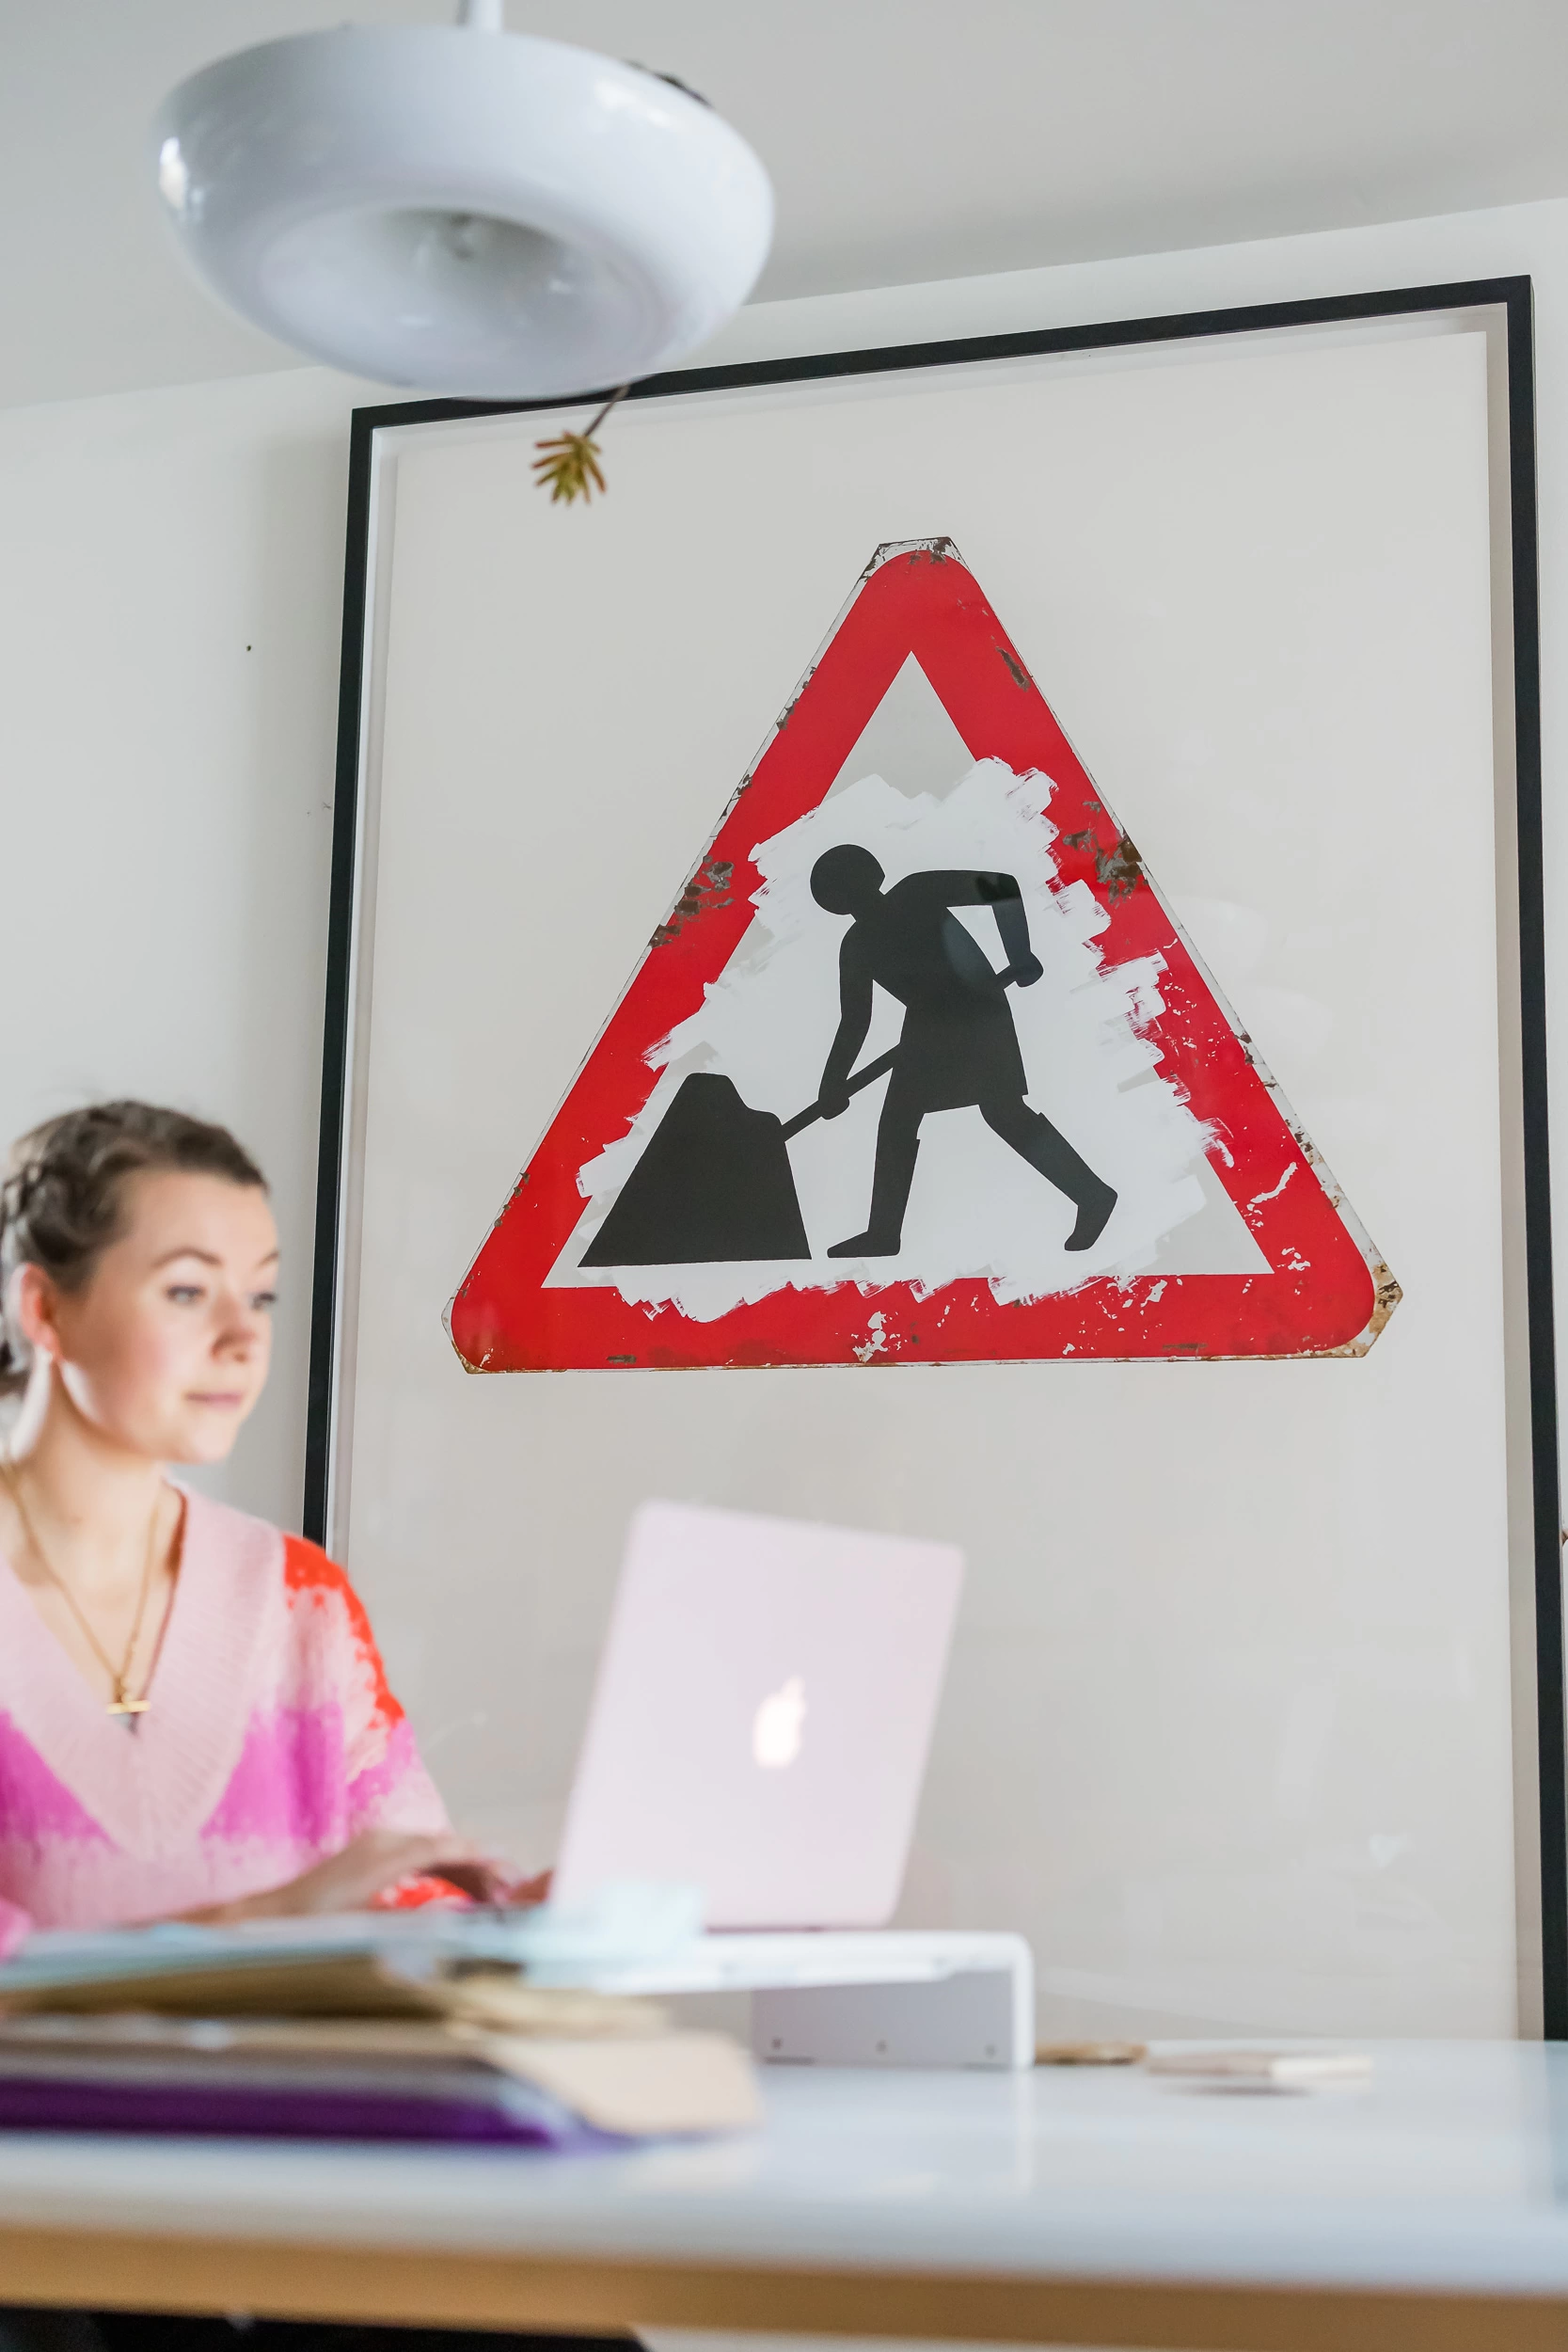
xmin=580 ymin=967 xmax=1027 ymax=1269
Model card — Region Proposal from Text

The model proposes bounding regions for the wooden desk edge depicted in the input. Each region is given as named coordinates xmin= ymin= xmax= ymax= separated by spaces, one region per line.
xmin=1 ymin=2230 xmax=1565 ymax=2351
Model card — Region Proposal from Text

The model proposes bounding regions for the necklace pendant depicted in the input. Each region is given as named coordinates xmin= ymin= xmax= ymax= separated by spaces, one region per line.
xmin=108 ymin=1693 xmax=150 ymax=1721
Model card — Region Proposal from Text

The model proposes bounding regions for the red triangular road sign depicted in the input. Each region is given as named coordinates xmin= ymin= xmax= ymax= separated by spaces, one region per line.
xmin=449 ymin=540 xmax=1399 ymax=1370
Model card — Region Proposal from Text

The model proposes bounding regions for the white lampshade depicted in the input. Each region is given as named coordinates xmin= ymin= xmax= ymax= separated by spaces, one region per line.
xmin=152 ymin=24 xmax=774 ymax=399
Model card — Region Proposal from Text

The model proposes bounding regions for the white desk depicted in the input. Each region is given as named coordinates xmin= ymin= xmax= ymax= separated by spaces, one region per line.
xmin=3 ymin=2041 xmax=1568 ymax=2345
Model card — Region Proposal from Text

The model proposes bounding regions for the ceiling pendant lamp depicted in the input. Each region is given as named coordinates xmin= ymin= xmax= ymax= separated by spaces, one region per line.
xmin=151 ymin=1 xmax=774 ymax=401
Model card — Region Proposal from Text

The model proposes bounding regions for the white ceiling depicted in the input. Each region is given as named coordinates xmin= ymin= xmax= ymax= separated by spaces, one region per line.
xmin=8 ymin=0 xmax=1568 ymax=410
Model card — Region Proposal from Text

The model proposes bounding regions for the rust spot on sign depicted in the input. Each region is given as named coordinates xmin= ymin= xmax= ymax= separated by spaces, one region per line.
xmin=1095 ymin=834 xmax=1143 ymax=902
xmin=1062 ymin=826 xmax=1144 ymax=903
xmin=651 ymin=857 xmax=735 ymax=946
xmin=1317 ymin=1263 xmax=1402 ymax=1359
xmin=998 ymin=645 xmax=1031 ymax=691
xmin=873 ymin=537 xmax=957 ymax=576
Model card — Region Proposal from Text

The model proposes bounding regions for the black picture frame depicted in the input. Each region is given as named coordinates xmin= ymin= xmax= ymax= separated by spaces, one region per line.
xmin=310 ymin=276 xmax=1561 ymax=2031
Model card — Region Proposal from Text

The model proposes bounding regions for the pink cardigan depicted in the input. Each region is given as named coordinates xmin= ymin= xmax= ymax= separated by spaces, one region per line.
xmin=0 ymin=1487 xmax=450 ymax=1957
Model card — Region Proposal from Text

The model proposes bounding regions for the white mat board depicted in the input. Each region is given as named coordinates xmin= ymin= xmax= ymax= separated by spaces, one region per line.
xmin=333 ymin=316 xmax=1527 ymax=2038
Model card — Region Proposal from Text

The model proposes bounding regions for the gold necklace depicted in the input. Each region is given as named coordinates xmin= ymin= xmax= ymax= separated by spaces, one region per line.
xmin=1 ymin=1457 xmax=161 ymax=1721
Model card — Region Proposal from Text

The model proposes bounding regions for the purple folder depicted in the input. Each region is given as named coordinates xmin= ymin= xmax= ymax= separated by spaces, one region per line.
xmin=0 ymin=2075 xmax=612 ymax=2146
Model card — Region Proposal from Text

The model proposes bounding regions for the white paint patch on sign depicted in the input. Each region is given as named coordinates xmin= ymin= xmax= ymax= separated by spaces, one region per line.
xmin=550 ymin=757 xmax=1268 ymax=1320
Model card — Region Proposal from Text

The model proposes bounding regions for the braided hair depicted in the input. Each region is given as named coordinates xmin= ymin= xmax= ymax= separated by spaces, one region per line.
xmin=0 ymin=1103 xmax=266 ymax=1395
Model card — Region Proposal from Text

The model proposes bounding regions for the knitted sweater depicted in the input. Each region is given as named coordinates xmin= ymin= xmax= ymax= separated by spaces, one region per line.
xmin=0 ymin=1487 xmax=449 ymax=1958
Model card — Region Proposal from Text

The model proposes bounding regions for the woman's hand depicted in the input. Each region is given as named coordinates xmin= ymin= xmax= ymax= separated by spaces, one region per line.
xmin=427 ymin=1859 xmax=552 ymax=1908
xmin=184 ymin=1830 xmax=547 ymax=1923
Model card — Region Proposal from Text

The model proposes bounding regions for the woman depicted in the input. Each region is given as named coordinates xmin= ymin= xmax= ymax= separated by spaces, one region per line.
xmin=0 ymin=1102 xmax=578 ymax=2352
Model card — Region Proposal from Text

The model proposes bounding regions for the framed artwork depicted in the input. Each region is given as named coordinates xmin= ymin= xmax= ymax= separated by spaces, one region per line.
xmin=309 ymin=278 xmax=1562 ymax=2041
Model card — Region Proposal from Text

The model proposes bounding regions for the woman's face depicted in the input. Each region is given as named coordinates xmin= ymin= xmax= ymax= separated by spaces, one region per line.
xmin=19 ymin=1170 xmax=278 ymax=1464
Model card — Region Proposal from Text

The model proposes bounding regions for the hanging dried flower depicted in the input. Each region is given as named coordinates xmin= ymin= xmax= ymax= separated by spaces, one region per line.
xmin=532 ymin=386 xmax=630 ymax=505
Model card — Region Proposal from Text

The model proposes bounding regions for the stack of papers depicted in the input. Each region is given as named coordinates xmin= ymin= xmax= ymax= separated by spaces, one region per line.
xmin=0 ymin=1912 xmax=758 ymax=2146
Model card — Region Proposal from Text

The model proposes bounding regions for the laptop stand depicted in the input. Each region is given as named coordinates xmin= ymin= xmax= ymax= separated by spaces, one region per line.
xmin=581 ymin=1929 xmax=1034 ymax=2070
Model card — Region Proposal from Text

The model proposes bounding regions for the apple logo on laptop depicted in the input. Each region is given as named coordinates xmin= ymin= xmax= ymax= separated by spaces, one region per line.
xmin=752 ymin=1676 xmax=807 ymax=1769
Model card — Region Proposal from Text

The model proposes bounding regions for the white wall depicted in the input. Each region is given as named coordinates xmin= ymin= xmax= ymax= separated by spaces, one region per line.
xmin=2 ymin=192 xmax=1566 ymax=1716
xmin=0 ymin=367 xmax=371 ymax=1519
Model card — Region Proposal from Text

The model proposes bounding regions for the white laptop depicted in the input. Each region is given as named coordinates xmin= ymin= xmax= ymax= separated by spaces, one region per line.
xmin=552 ymin=1500 xmax=964 ymax=1930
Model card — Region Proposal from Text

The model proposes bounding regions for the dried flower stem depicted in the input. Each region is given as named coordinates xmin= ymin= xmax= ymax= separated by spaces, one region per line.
xmin=531 ymin=384 xmax=632 ymax=506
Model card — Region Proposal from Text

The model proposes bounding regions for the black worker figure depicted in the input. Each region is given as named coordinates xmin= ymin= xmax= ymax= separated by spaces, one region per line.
xmin=811 ymin=845 xmax=1118 ymax=1259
